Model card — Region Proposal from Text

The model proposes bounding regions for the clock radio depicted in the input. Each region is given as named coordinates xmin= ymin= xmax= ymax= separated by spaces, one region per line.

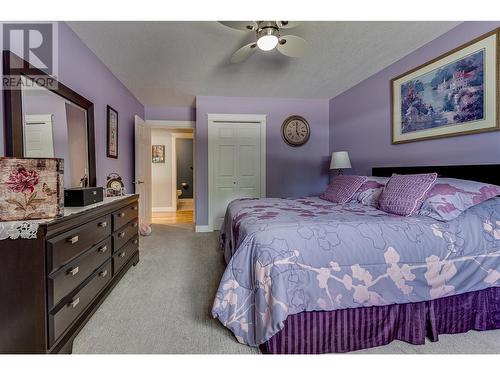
xmin=64 ymin=187 xmax=104 ymax=207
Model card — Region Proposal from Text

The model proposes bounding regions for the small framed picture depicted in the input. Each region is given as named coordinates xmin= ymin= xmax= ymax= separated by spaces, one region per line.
xmin=152 ymin=145 xmax=165 ymax=163
xmin=107 ymin=105 xmax=118 ymax=159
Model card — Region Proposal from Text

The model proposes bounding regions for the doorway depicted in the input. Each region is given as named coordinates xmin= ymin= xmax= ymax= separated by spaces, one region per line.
xmin=174 ymin=135 xmax=194 ymax=213
xmin=149 ymin=123 xmax=195 ymax=227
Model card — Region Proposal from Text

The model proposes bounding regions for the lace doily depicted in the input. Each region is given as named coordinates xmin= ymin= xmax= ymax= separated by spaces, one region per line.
xmin=0 ymin=221 xmax=40 ymax=240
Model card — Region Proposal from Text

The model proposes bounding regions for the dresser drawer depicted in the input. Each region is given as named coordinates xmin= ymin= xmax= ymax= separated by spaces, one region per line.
xmin=47 ymin=215 xmax=111 ymax=273
xmin=113 ymin=219 xmax=139 ymax=251
xmin=113 ymin=236 xmax=139 ymax=276
xmin=48 ymin=237 xmax=111 ymax=308
xmin=113 ymin=203 xmax=139 ymax=231
xmin=49 ymin=260 xmax=112 ymax=346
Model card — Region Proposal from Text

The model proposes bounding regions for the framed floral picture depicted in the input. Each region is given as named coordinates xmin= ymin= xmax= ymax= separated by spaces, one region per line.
xmin=0 ymin=158 xmax=64 ymax=221
xmin=107 ymin=105 xmax=118 ymax=158
xmin=391 ymin=28 xmax=499 ymax=144
xmin=152 ymin=145 xmax=165 ymax=163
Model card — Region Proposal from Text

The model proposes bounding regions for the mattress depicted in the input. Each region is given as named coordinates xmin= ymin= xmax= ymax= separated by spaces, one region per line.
xmin=212 ymin=196 xmax=500 ymax=346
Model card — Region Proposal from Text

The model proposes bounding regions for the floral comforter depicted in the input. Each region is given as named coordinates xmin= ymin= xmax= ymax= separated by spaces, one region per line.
xmin=212 ymin=196 xmax=500 ymax=346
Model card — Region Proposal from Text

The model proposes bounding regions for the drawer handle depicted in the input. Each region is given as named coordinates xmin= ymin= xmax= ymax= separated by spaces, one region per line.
xmin=133 ymin=222 xmax=138 ymax=228
xmin=69 ymin=297 xmax=80 ymax=308
xmin=67 ymin=235 xmax=79 ymax=244
xmin=119 ymin=252 xmax=126 ymax=258
xmin=98 ymin=221 xmax=107 ymax=228
xmin=67 ymin=266 xmax=79 ymax=276
xmin=98 ymin=245 xmax=108 ymax=253
xmin=119 ymin=212 xmax=125 ymax=218
xmin=132 ymin=206 xmax=138 ymax=211
xmin=133 ymin=239 xmax=138 ymax=245
xmin=99 ymin=269 xmax=108 ymax=278
xmin=118 ymin=232 xmax=125 ymax=238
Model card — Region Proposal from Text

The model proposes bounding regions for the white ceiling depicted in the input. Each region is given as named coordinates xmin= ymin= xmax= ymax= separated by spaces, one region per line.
xmin=67 ymin=21 xmax=460 ymax=107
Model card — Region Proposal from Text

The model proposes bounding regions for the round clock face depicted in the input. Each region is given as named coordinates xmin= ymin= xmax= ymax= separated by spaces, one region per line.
xmin=109 ymin=180 xmax=123 ymax=191
xmin=281 ymin=116 xmax=310 ymax=147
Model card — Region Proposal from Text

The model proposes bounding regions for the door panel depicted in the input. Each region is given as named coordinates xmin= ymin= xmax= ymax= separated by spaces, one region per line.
xmin=239 ymin=145 xmax=257 ymax=176
xmin=219 ymin=127 xmax=235 ymax=138
xmin=134 ymin=115 xmax=152 ymax=226
xmin=218 ymin=145 xmax=235 ymax=175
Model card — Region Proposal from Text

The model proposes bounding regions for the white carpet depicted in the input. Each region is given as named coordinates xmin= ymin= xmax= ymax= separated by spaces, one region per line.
xmin=73 ymin=224 xmax=500 ymax=354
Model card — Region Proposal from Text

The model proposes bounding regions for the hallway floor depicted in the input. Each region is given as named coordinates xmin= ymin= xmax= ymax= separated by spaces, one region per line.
xmin=152 ymin=210 xmax=194 ymax=225
xmin=152 ymin=199 xmax=194 ymax=225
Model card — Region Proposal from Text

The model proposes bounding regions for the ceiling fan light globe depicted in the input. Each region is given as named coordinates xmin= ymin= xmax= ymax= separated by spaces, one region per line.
xmin=257 ymin=35 xmax=278 ymax=51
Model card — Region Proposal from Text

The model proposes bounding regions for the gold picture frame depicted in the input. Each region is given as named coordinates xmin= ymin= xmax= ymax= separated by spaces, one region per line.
xmin=391 ymin=28 xmax=500 ymax=144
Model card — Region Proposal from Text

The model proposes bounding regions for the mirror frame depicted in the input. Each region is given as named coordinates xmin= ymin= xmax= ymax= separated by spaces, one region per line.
xmin=2 ymin=50 xmax=97 ymax=186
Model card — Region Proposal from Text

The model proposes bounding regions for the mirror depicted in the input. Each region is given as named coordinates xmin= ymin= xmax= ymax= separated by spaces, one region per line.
xmin=3 ymin=51 xmax=96 ymax=187
xmin=21 ymin=76 xmax=89 ymax=187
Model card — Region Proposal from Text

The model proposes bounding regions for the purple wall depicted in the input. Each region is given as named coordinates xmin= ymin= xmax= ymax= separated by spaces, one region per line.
xmin=145 ymin=106 xmax=195 ymax=121
xmin=1 ymin=22 xmax=144 ymax=191
xmin=196 ymin=95 xmax=331 ymax=226
xmin=330 ymin=21 xmax=500 ymax=176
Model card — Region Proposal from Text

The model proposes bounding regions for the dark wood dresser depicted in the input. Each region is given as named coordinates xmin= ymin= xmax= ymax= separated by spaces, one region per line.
xmin=0 ymin=194 xmax=140 ymax=353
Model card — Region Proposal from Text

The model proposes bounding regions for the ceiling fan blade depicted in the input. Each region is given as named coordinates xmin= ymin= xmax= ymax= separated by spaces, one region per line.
xmin=277 ymin=35 xmax=307 ymax=57
xmin=219 ymin=21 xmax=258 ymax=31
xmin=276 ymin=21 xmax=300 ymax=29
xmin=230 ymin=42 xmax=258 ymax=63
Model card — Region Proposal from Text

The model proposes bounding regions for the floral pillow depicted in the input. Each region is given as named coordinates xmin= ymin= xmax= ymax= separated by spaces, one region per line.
xmin=419 ymin=178 xmax=500 ymax=221
xmin=320 ymin=175 xmax=367 ymax=204
xmin=378 ymin=173 xmax=437 ymax=216
xmin=351 ymin=176 xmax=389 ymax=207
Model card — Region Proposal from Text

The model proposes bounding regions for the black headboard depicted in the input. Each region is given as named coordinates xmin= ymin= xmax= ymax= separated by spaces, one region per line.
xmin=372 ymin=164 xmax=500 ymax=186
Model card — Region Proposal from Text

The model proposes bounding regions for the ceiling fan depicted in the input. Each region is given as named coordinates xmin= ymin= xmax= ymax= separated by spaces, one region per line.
xmin=219 ymin=21 xmax=307 ymax=63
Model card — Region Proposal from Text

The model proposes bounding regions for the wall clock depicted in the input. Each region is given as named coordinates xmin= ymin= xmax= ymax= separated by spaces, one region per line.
xmin=281 ymin=115 xmax=310 ymax=147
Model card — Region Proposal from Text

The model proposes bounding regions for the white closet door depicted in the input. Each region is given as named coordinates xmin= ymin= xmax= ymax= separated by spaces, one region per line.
xmin=209 ymin=121 xmax=263 ymax=230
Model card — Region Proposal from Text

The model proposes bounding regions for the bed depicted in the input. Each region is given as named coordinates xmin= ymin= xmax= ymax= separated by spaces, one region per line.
xmin=212 ymin=165 xmax=500 ymax=354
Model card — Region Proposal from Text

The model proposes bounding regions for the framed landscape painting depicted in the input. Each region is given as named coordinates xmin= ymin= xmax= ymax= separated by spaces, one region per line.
xmin=391 ymin=28 xmax=499 ymax=144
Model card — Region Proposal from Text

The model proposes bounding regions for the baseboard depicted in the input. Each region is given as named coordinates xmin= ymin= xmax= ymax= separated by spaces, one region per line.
xmin=152 ymin=206 xmax=175 ymax=213
xmin=195 ymin=225 xmax=212 ymax=232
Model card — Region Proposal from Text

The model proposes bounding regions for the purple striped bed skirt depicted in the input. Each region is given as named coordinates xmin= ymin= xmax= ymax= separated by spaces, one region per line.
xmin=259 ymin=287 xmax=500 ymax=354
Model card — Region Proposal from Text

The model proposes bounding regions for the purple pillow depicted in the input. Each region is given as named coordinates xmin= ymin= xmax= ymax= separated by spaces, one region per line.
xmin=320 ymin=175 xmax=367 ymax=204
xmin=351 ymin=176 xmax=389 ymax=207
xmin=378 ymin=173 xmax=437 ymax=216
xmin=419 ymin=178 xmax=500 ymax=221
